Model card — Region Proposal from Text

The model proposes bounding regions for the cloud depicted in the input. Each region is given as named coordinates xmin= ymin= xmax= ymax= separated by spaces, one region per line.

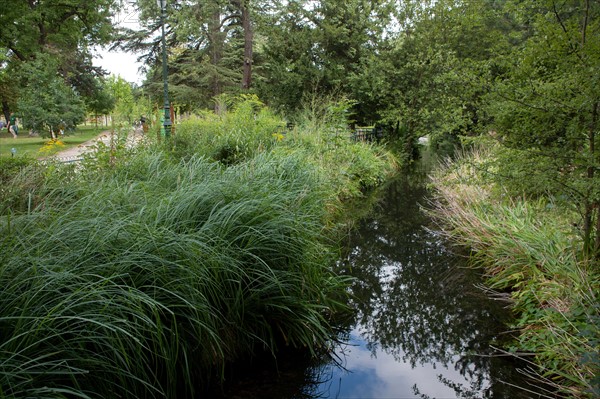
xmin=314 ymin=331 xmax=479 ymax=399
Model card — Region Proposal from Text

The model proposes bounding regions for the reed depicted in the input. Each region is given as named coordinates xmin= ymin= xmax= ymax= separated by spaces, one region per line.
xmin=428 ymin=145 xmax=599 ymax=398
xmin=0 ymin=150 xmax=349 ymax=398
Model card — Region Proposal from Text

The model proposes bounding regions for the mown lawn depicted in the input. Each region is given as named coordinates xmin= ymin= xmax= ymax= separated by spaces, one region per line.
xmin=0 ymin=125 xmax=108 ymax=158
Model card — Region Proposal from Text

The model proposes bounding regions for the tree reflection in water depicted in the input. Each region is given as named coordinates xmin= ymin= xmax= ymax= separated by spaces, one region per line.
xmin=311 ymin=156 xmax=547 ymax=398
xmin=214 ymin=153 xmax=550 ymax=399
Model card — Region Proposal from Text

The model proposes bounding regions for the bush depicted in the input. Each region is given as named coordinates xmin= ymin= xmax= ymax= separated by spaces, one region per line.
xmin=173 ymin=95 xmax=284 ymax=164
xmin=171 ymin=95 xmax=398 ymax=203
xmin=275 ymin=96 xmax=398 ymax=201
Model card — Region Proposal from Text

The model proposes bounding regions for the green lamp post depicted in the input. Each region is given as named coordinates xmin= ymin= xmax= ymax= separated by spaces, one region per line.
xmin=157 ymin=0 xmax=172 ymax=138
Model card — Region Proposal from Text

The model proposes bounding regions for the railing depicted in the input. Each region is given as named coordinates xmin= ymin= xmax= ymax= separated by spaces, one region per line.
xmin=352 ymin=126 xmax=384 ymax=143
xmin=54 ymin=156 xmax=86 ymax=164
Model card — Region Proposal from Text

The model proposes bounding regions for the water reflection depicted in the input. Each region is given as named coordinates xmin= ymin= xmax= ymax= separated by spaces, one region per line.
xmin=214 ymin=154 xmax=547 ymax=399
xmin=314 ymin=334 xmax=497 ymax=398
xmin=310 ymin=158 xmax=540 ymax=399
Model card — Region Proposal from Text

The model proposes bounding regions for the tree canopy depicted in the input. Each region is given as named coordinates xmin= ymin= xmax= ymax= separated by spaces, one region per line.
xmin=16 ymin=55 xmax=86 ymax=135
xmin=0 ymin=0 xmax=120 ymax=128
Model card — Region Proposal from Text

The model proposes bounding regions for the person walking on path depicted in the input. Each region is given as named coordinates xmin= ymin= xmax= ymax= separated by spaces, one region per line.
xmin=7 ymin=112 xmax=18 ymax=139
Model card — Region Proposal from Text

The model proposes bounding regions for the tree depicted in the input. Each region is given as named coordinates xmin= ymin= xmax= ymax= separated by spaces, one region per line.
xmin=121 ymin=0 xmax=259 ymax=112
xmin=235 ymin=0 xmax=254 ymax=90
xmin=106 ymin=75 xmax=135 ymax=124
xmin=487 ymin=0 xmax=600 ymax=258
xmin=17 ymin=56 xmax=86 ymax=137
xmin=0 ymin=0 xmax=120 ymax=120
xmin=326 ymin=0 xmax=513 ymax=157
xmin=255 ymin=0 xmax=326 ymax=115
xmin=86 ymin=78 xmax=116 ymax=127
xmin=256 ymin=0 xmax=395 ymax=120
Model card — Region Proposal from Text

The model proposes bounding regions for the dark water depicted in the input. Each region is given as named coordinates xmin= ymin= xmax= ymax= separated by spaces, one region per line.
xmin=215 ymin=153 xmax=548 ymax=398
xmin=303 ymin=155 xmax=542 ymax=399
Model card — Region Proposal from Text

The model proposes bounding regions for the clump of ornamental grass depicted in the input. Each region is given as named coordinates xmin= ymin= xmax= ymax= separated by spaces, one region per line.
xmin=290 ymin=93 xmax=354 ymax=137
xmin=276 ymin=123 xmax=397 ymax=201
xmin=0 ymin=157 xmax=41 ymax=215
xmin=428 ymin=145 xmax=599 ymax=398
xmin=0 ymin=149 xmax=350 ymax=398
xmin=0 ymin=157 xmax=79 ymax=216
xmin=173 ymin=95 xmax=284 ymax=165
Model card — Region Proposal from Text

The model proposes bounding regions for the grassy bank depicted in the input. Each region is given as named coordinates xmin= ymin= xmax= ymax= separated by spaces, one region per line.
xmin=429 ymin=145 xmax=599 ymax=398
xmin=173 ymin=96 xmax=398 ymax=203
xmin=0 ymin=97 xmax=398 ymax=398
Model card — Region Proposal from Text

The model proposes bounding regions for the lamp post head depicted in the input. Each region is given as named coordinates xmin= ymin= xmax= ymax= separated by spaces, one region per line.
xmin=156 ymin=0 xmax=166 ymax=10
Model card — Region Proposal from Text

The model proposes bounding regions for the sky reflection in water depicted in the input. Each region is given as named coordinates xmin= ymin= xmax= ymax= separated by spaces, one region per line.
xmin=316 ymin=329 xmax=482 ymax=399
xmin=308 ymin=158 xmax=534 ymax=399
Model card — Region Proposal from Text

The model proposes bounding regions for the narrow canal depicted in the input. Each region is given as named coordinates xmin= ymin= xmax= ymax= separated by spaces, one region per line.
xmin=305 ymin=151 xmax=544 ymax=399
xmin=215 ymin=150 xmax=547 ymax=398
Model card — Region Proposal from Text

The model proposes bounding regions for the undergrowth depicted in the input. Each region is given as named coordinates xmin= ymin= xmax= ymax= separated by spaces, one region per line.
xmin=429 ymin=145 xmax=600 ymax=398
xmin=0 ymin=95 xmax=398 ymax=398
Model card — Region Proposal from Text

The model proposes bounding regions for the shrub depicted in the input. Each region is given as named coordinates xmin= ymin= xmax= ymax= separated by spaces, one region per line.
xmin=173 ymin=95 xmax=284 ymax=164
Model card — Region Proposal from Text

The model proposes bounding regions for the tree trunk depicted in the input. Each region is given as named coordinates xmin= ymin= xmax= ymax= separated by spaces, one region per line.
xmin=210 ymin=9 xmax=224 ymax=114
xmin=594 ymin=204 xmax=600 ymax=258
xmin=241 ymin=0 xmax=253 ymax=90
xmin=583 ymin=201 xmax=593 ymax=257
xmin=590 ymin=101 xmax=599 ymax=258
xmin=170 ymin=104 xmax=175 ymax=135
xmin=2 ymin=101 xmax=10 ymax=125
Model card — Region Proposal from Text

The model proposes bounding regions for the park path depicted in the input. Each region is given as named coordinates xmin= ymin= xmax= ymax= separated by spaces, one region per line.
xmin=46 ymin=127 xmax=144 ymax=162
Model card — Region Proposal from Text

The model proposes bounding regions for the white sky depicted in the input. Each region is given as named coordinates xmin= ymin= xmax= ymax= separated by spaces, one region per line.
xmin=92 ymin=3 xmax=145 ymax=84
xmin=92 ymin=48 xmax=145 ymax=84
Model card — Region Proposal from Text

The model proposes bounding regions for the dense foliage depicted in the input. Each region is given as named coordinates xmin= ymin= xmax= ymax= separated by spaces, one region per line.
xmin=0 ymin=98 xmax=397 ymax=397
xmin=16 ymin=56 xmax=86 ymax=135
xmin=430 ymin=145 xmax=599 ymax=398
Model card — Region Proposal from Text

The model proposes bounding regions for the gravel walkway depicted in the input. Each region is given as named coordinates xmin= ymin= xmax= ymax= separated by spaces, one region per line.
xmin=47 ymin=127 xmax=144 ymax=162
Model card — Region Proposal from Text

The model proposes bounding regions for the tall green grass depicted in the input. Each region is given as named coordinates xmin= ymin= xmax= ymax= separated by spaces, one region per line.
xmin=275 ymin=132 xmax=397 ymax=201
xmin=0 ymin=95 xmax=399 ymax=398
xmin=429 ymin=145 xmax=600 ymax=398
xmin=0 ymin=150 xmax=350 ymax=398
xmin=172 ymin=95 xmax=398 ymax=202
xmin=0 ymin=157 xmax=80 ymax=216
xmin=173 ymin=95 xmax=284 ymax=165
